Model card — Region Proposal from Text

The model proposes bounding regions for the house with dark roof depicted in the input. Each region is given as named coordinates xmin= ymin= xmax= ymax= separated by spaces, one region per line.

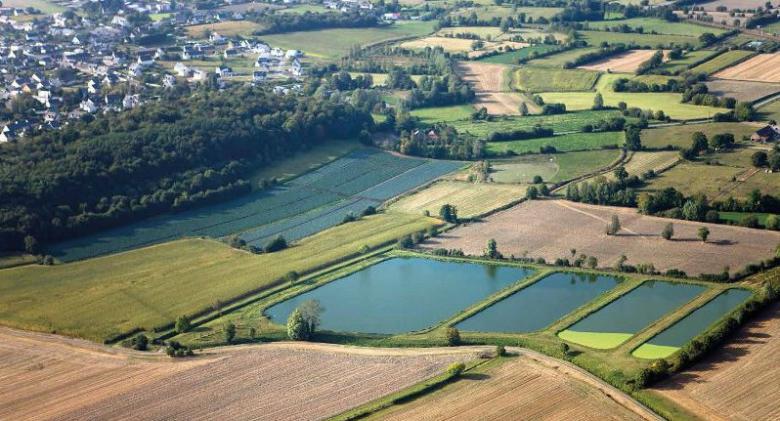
xmin=751 ymin=125 xmax=780 ymax=143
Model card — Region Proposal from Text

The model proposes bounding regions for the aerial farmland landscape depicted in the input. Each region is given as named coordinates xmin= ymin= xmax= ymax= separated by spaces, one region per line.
xmin=2 ymin=0 xmax=780 ymax=420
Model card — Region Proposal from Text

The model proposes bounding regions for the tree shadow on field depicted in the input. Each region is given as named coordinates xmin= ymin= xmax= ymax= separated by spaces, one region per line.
xmin=192 ymin=326 xmax=211 ymax=333
xmin=461 ymin=372 xmax=491 ymax=381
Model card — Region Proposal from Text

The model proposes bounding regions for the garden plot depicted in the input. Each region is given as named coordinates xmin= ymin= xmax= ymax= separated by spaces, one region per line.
xmin=578 ymin=49 xmax=668 ymax=74
xmin=0 ymin=328 xmax=484 ymax=421
xmin=559 ymin=280 xmax=706 ymax=349
xmin=424 ymin=200 xmax=780 ymax=275
xmin=47 ymin=150 xmax=459 ymax=261
xmin=714 ymin=53 xmax=780 ymax=82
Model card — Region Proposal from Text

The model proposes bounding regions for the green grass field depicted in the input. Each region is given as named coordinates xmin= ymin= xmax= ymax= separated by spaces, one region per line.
xmin=642 ymin=163 xmax=744 ymax=198
xmin=539 ymin=74 xmax=726 ymax=120
xmin=514 ymin=67 xmax=600 ymax=92
xmin=719 ymin=211 xmax=778 ymax=227
xmin=641 ymin=122 xmax=758 ymax=149
xmin=558 ymin=330 xmax=634 ymax=349
xmin=0 ymin=214 xmax=438 ymax=341
xmin=258 ymin=21 xmax=436 ymax=60
xmin=186 ymin=20 xmax=267 ymax=38
xmin=277 ymin=4 xmax=331 ymax=14
xmin=578 ymin=30 xmax=700 ymax=48
xmin=477 ymin=45 xmax=559 ymax=65
xmin=450 ymin=110 xmax=626 ymax=137
xmin=553 ymin=149 xmax=622 ymax=181
xmin=584 ymin=18 xmax=726 ymax=36
xmin=389 ymin=181 xmax=527 ymax=218
xmin=410 ymin=105 xmax=475 ymax=124
xmin=688 ymin=50 xmax=755 ymax=74
xmin=451 ymin=5 xmax=562 ymax=21
xmin=525 ymin=47 xmax=601 ymax=67
xmin=632 ymin=343 xmax=680 ymax=359
xmin=758 ymin=98 xmax=780 ymax=122
xmin=489 ymin=156 xmax=560 ymax=183
xmin=657 ymin=50 xmax=715 ymax=74
xmin=486 ymin=131 xmax=624 ymax=155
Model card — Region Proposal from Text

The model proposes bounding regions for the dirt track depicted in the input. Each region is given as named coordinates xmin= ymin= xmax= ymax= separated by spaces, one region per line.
xmin=456 ymin=61 xmax=535 ymax=115
xmin=424 ymin=199 xmax=780 ymax=275
xmin=651 ymin=302 xmax=780 ymax=421
xmin=374 ymin=347 xmax=660 ymax=421
xmin=0 ymin=328 xmax=490 ymax=420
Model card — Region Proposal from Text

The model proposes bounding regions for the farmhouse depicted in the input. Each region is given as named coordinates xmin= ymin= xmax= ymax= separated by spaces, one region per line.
xmin=751 ymin=124 xmax=780 ymax=142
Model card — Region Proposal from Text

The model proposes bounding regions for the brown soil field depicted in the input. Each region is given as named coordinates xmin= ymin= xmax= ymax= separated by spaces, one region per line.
xmin=0 ymin=327 xmax=488 ymax=420
xmin=714 ymin=53 xmax=780 ymax=82
xmin=424 ymin=200 xmax=780 ymax=275
xmin=651 ymin=301 xmax=780 ymax=421
xmin=456 ymin=61 xmax=538 ymax=115
xmin=700 ymin=0 xmax=767 ymax=11
xmin=579 ymin=50 xmax=668 ymax=74
xmin=372 ymin=347 xmax=659 ymax=421
xmin=706 ymin=79 xmax=780 ymax=102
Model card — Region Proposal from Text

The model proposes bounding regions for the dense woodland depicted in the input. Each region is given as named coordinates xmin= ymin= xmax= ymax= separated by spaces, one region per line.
xmin=0 ymin=87 xmax=372 ymax=251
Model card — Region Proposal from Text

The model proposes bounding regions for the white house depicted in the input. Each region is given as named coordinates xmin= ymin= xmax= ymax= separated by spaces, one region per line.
xmin=80 ymin=98 xmax=98 ymax=113
xmin=174 ymin=62 xmax=191 ymax=77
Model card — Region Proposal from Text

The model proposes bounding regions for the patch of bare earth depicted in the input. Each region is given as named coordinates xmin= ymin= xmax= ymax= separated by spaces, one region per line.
xmin=650 ymin=302 xmax=780 ymax=421
xmin=424 ymin=200 xmax=780 ymax=275
xmin=714 ymin=53 xmax=780 ymax=83
xmin=0 ymin=327 xmax=488 ymax=420
xmin=374 ymin=347 xmax=657 ymax=421
xmin=578 ymin=50 xmax=668 ymax=74
xmin=457 ymin=61 xmax=534 ymax=115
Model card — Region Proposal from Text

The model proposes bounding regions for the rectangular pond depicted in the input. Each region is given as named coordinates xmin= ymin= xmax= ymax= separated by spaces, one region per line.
xmin=633 ymin=288 xmax=753 ymax=359
xmin=558 ymin=280 xmax=706 ymax=349
xmin=264 ymin=257 xmax=534 ymax=334
xmin=455 ymin=272 xmax=621 ymax=333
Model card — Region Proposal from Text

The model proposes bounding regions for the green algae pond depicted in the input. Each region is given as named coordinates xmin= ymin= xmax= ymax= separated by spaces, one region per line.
xmin=632 ymin=288 xmax=753 ymax=359
xmin=456 ymin=272 xmax=622 ymax=333
xmin=558 ymin=280 xmax=706 ymax=349
xmin=265 ymin=257 xmax=534 ymax=334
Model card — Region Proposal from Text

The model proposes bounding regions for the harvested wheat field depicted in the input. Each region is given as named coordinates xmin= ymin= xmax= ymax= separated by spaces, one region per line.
xmin=390 ymin=181 xmax=527 ymax=218
xmin=714 ymin=53 xmax=780 ymax=83
xmin=650 ymin=301 xmax=780 ymax=421
xmin=371 ymin=348 xmax=657 ymax=421
xmin=424 ymin=200 xmax=780 ymax=275
xmin=0 ymin=327 xmax=487 ymax=421
xmin=579 ymin=50 xmax=668 ymax=74
xmin=456 ymin=61 xmax=537 ymax=115
xmin=706 ymin=79 xmax=780 ymax=102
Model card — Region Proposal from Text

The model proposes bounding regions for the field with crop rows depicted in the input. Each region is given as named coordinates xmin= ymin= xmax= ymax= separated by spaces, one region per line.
xmin=0 ymin=329 xmax=485 ymax=421
xmin=689 ymin=50 xmax=755 ymax=74
xmin=0 ymin=213 xmax=439 ymax=341
xmin=706 ymin=79 xmax=780 ymax=102
xmin=620 ymin=151 xmax=680 ymax=178
xmin=514 ymin=67 xmax=600 ymax=92
xmin=714 ymin=53 xmax=780 ymax=82
xmin=426 ymin=200 xmax=780 ymax=275
xmin=47 ymin=149 xmax=457 ymax=261
xmin=486 ymin=131 xmax=624 ymax=155
xmin=450 ymin=110 xmax=625 ymax=137
xmin=579 ymin=49 xmax=666 ymax=74
xmin=389 ymin=181 xmax=527 ymax=218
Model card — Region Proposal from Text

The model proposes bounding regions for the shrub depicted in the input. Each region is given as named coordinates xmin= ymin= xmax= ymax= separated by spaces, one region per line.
xmin=224 ymin=322 xmax=236 ymax=343
xmin=175 ymin=315 xmax=191 ymax=334
xmin=133 ymin=333 xmax=148 ymax=351
xmin=495 ymin=345 xmax=506 ymax=357
xmin=446 ymin=362 xmax=465 ymax=377
xmin=264 ymin=235 xmax=288 ymax=253
xmin=661 ymin=223 xmax=674 ymax=240
xmin=446 ymin=327 xmax=461 ymax=346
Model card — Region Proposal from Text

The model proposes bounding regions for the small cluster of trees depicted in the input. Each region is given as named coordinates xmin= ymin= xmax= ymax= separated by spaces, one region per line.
xmin=251 ymin=11 xmax=378 ymax=35
xmin=286 ymin=300 xmax=323 ymax=341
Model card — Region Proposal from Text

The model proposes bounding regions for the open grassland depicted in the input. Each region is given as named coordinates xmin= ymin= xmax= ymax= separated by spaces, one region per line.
xmin=436 ymin=26 xmax=504 ymax=39
xmin=0 ymin=328 xmax=485 ymax=421
xmin=553 ymin=149 xmax=623 ymax=181
xmin=389 ymin=181 xmax=527 ymax=218
xmin=47 ymin=149 xmax=457 ymax=261
xmin=410 ymin=104 xmax=475 ymax=124
xmin=259 ymin=22 xmax=435 ymax=60
xmin=526 ymin=47 xmax=601 ymax=67
xmin=578 ymin=30 xmax=700 ymax=48
xmin=540 ymin=74 xmax=726 ymax=120
xmin=706 ymin=79 xmax=780 ymax=102
xmin=486 ymin=150 xmax=620 ymax=183
xmin=401 ymin=36 xmax=476 ymax=52
xmin=451 ymin=5 xmax=562 ymax=21
xmin=714 ymin=53 xmax=780 ymax=82
xmin=486 ymin=131 xmax=624 ymax=155
xmin=579 ymin=49 xmax=667 ymax=74
xmin=185 ymin=20 xmax=266 ymax=38
xmin=758 ymin=98 xmax=780 ymax=121
xmin=424 ymin=200 xmax=780 ymax=275
xmin=370 ymin=352 xmax=647 ymax=421
xmin=0 ymin=254 xmax=36 ymax=270
xmin=477 ymin=44 xmax=559 ymax=65
xmin=457 ymin=61 xmax=537 ymax=115
xmin=658 ymin=50 xmax=715 ymax=74
xmin=277 ymin=4 xmax=330 ymax=14
xmin=689 ymin=50 xmax=754 ymax=74
xmin=450 ymin=110 xmax=626 ymax=136
xmin=0 ymin=214 xmax=439 ymax=341
xmin=640 ymin=122 xmax=758 ymax=149
xmin=650 ymin=301 xmax=780 ymax=421
xmin=584 ymin=18 xmax=725 ymax=36
xmin=514 ymin=67 xmax=600 ymax=92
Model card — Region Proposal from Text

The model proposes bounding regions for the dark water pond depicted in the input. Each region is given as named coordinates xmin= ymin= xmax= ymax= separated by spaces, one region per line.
xmin=265 ymin=257 xmax=534 ymax=334
xmin=456 ymin=272 xmax=621 ymax=333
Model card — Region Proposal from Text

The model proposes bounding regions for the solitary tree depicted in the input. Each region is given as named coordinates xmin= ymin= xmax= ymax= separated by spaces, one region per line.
xmin=592 ymin=93 xmax=604 ymax=110
xmin=587 ymin=256 xmax=598 ymax=269
xmin=287 ymin=308 xmax=308 ymax=340
xmin=613 ymin=166 xmax=628 ymax=182
xmin=439 ymin=204 xmax=458 ymax=223
xmin=526 ymin=185 xmax=539 ymax=200
xmin=519 ymin=102 xmax=528 ymax=116
xmin=23 ymin=235 xmax=38 ymax=254
xmin=446 ymin=327 xmax=461 ymax=346
xmin=284 ymin=271 xmax=300 ymax=285
xmin=134 ymin=333 xmax=149 ymax=351
xmin=606 ymin=215 xmax=621 ymax=236
xmin=175 ymin=315 xmax=191 ymax=334
xmin=484 ymin=238 xmax=501 ymax=259
xmin=299 ymin=299 xmax=323 ymax=335
xmin=698 ymin=226 xmax=710 ymax=243
xmin=691 ymin=132 xmax=708 ymax=154
xmin=662 ymin=223 xmax=674 ymax=240
xmin=224 ymin=322 xmax=236 ymax=343
xmin=766 ymin=214 xmax=780 ymax=230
